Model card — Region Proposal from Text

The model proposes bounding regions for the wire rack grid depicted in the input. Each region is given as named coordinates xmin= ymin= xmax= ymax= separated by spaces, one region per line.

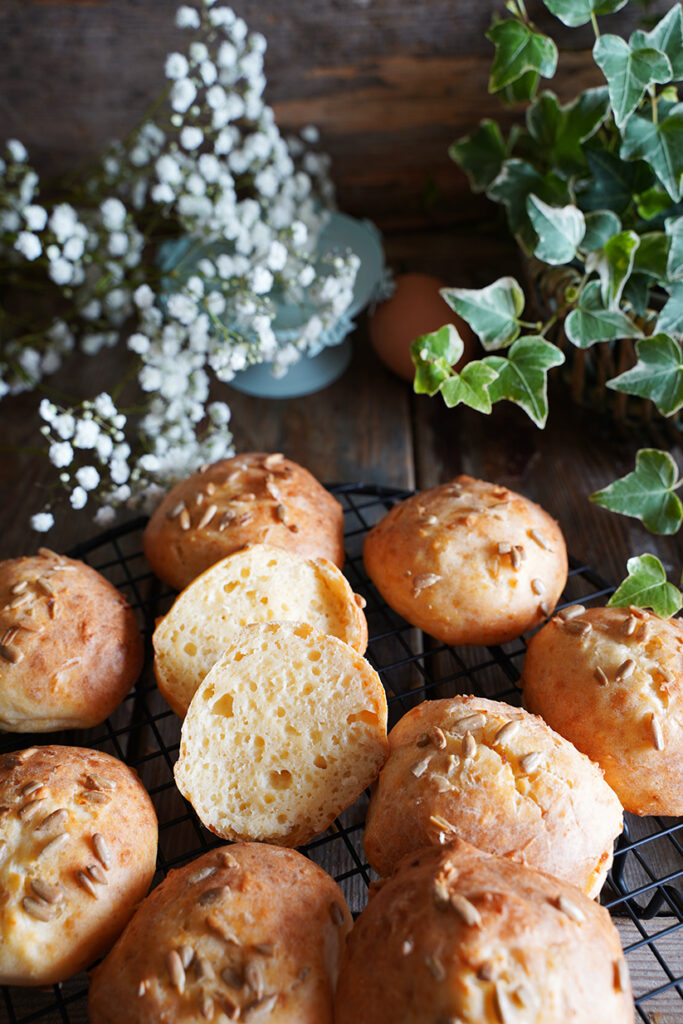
xmin=1 ymin=483 xmax=682 ymax=1023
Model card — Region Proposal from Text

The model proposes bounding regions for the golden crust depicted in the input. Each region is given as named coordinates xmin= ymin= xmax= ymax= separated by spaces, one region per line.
xmin=143 ymin=453 xmax=345 ymax=590
xmin=88 ymin=843 xmax=352 ymax=1024
xmin=363 ymin=696 xmax=623 ymax=896
xmin=334 ymin=839 xmax=634 ymax=1024
xmin=522 ymin=605 xmax=683 ymax=815
xmin=363 ymin=476 xmax=568 ymax=646
xmin=0 ymin=745 xmax=157 ymax=986
xmin=0 ymin=551 xmax=143 ymax=732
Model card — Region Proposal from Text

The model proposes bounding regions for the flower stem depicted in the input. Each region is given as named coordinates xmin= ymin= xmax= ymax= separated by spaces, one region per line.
xmin=590 ymin=11 xmax=600 ymax=38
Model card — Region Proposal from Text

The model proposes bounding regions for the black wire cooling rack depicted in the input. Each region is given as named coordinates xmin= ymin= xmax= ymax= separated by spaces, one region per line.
xmin=1 ymin=483 xmax=682 ymax=1023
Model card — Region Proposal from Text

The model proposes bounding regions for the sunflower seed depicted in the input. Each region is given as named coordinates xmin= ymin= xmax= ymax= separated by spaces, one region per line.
xmin=85 ymin=773 xmax=116 ymax=792
xmin=23 ymin=896 xmax=57 ymax=921
xmin=495 ymin=983 xmax=517 ymax=1024
xmin=450 ymin=893 xmax=482 ymax=927
xmin=411 ymin=756 xmax=431 ymax=778
xmin=563 ymin=618 xmax=591 ymax=638
xmin=200 ymin=994 xmax=215 ymax=1020
xmin=494 ymin=720 xmax=519 ymax=744
xmin=221 ymin=965 xmax=244 ymax=989
xmin=614 ymin=958 xmax=630 ymax=993
xmin=425 ymin=953 xmax=446 ymax=981
xmin=402 ymin=937 xmax=414 ymax=956
xmin=413 ymin=573 xmax=441 ymax=594
xmin=433 ymin=877 xmax=451 ymax=909
xmin=421 ymin=514 xmax=438 ymax=525
xmin=177 ymin=944 xmax=194 ymax=969
xmin=520 ymin=752 xmax=543 ymax=773
xmin=265 ymin=479 xmax=282 ymax=500
xmin=0 ymin=644 xmax=23 ymax=664
xmin=189 ymin=865 xmax=217 ymax=885
xmin=137 ymin=979 xmax=150 ymax=997
xmin=36 ymin=808 xmax=68 ymax=832
xmin=29 ymin=878 xmax=63 ymax=904
xmin=2 ymin=754 xmax=21 ymax=767
xmin=428 ymin=814 xmax=455 ymax=843
xmin=531 ymin=578 xmax=546 ymax=595
xmin=252 ymin=943 xmax=274 ymax=957
xmin=529 ymin=528 xmax=551 ymax=550
xmin=86 ymin=863 xmax=108 ymax=885
xmin=651 ymin=715 xmax=665 ymax=751
xmin=245 ymin=961 xmax=264 ymax=999
xmin=594 ymin=666 xmax=609 ymax=686
xmin=454 ymin=713 xmax=485 ymax=732
xmin=616 ymin=658 xmax=635 ymax=681
xmin=558 ymin=604 xmax=586 ymax=621
xmin=275 ymin=503 xmax=288 ymax=524
xmin=18 ymin=798 xmax=47 ymax=821
xmin=197 ymin=504 xmax=218 ymax=530
xmin=329 ymin=901 xmax=345 ymax=926
xmin=264 ymin=453 xmax=285 ymax=471
xmin=639 ymin=622 xmax=651 ymax=642
xmin=510 ymin=547 xmax=523 ymax=571
xmin=205 ymin=482 xmax=216 ymax=496
xmin=556 ymin=894 xmax=585 ymax=923
xmin=217 ymin=850 xmax=240 ymax=870
xmin=497 ymin=542 xmax=512 ymax=555
xmin=462 ymin=731 xmax=476 ymax=759
xmin=76 ymin=869 xmax=99 ymax=898
xmin=539 ymin=600 xmax=551 ymax=617
xmin=245 ymin=994 xmax=278 ymax=1017
xmin=167 ymin=949 xmax=186 ymax=994
xmin=166 ymin=501 xmax=186 ymax=520
xmin=179 ymin=508 xmax=191 ymax=531
xmin=194 ymin=492 xmax=205 ymax=507
xmin=237 ymin=512 xmax=254 ymax=526
xmin=432 ymin=775 xmax=452 ymax=792
xmin=10 ymin=580 xmax=29 ymax=595
xmin=478 ymin=961 xmax=496 ymax=981
xmin=416 ymin=733 xmax=430 ymax=747
xmin=429 ymin=726 xmax=447 ymax=750
xmin=623 ymin=615 xmax=638 ymax=636
xmin=21 ymin=781 xmax=43 ymax=798
xmin=83 ymin=790 xmax=110 ymax=805
xmin=10 ymin=593 xmax=32 ymax=610
xmin=1 ymin=627 xmax=18 ymax=646
xmin=199 ymin=885 xmax=229 ymax=906
xmin=240 ymin=493 xmax=256 ymax=502
xmin=36 ymin=577 xmax=55 ymax=596
xmin=38 ymin=832 xmax=69 ymax=858
xmin=93 ymin=833 xmax=111 ymax=869
xmin=195 ymin=954 xmax=215 ymax=981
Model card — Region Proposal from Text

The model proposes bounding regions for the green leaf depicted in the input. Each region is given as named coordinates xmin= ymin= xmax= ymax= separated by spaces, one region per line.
xmin=656 ymin=281 xmax=683 ymax=334
xmin=622 ymin=272 xmax=651 ymax=315
xmin=565 ymin=279 xmax=642 ymax=347
xmin=440 ymin=277 xmax=525 ymax=351
xmin=526 ymin=194 xmax=585 ymax=264
xmin=411 ymin=324 xmax=464 ymax=395
xmin=501 ymin=70 xmax=541 ymax=104
xmin=587 ymin=229 xmax=640 ymax=307
xmin=449 ymin=121 xmax=508 ymax=194
xmin=483 ymin=335 xmax=565 ymax=427
xmin=593 ymin=35 xmax=672 ymax=129
xmin=582 ymin=210 xmax=622 ymax=250
xmin=631 ymin=5 xmax=683 ymax=80
xmin=487 ymin=20 xmax=558 ymax=94
xmin=607 ymin=553 xmax=683 ymax=617
xmin=488 ymin=159 xmax=570 ymax=251
xmin=608 ymin=333 xmax=683 ymax=415
xmin=635 ymin=185 xmax=676 ymax=220
xmin=542 ymin=0 xmax=627 ymax=29
xmin=580 ymin=149 xmax=654 ymax=214
xmin=665 ymin=215 xmax=683 ymax=279
xmin=633 ymin=232 xmax=671 ymax=279
xmin=591 ymin=449 xmax=683 ymax=534
xmin=621 ymin=104 xmax=683 ymax=202
xmin=526 ymin=88 xmax=610 ymax=174
xmin=440 ymin=361 xmax=500 ymax=413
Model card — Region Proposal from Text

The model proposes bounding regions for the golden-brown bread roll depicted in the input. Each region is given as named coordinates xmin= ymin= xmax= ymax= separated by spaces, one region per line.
xmin=363 ymin=476 xmax=567 ymax=646
xmin=334 ymin=839 xmax=634 ymax=1024
xmin=153 ymin=543 xmax=368 ymax=717
xmin=88 ymin=843 xmax=352 ymax=1024
xmin=522 ymin=604 xmax=683 ymax=815
xmin=0 ymin=549 xmax=143 ymax=732
xmin=174 ymin=621 xmax=388 ymax=846
xmin=0 ymin=745 xmax=157 ymax=986
xmin=143 ymin=453 xmax=344 ymax=590
xmin=363 ymin=695 xmax=623 ymax=896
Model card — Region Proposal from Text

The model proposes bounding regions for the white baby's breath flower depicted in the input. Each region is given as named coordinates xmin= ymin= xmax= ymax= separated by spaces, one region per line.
xmin=70 ymin=486 xmax=88 ymax=510
xmin=298 ymin=264 xmax=316 ymax=287
xmin=208 ymin=401 xmax=231 ymax=425
xmin=0 ymin=209 xmax=21 ymax=233
xmin=301 ymin=124 xmax=320 ymax=144
xmin=14 ymin=231 xmax=42 ymax=261
xmin=49 ymin=204 xmax=79 ymax=242
xmin=181 ymin=126 xmax=204 ymax=150
xmin=266 ymin=240 xmax=288 ymax=272
xmin=94 ymin=505 xmax=117 ymax=526
xmin=189 ymin=41 xmax=209 ymax=62
xmin=151 ymin=182 xmax=175 ymax=204
xmin=93 ymin=393 xmax=118 ymax=419
xmin=250 ymin=265 xmax=273 ymax=294
xmin=134 ymin=284 xmax=155 ymax=309
xmin=156 ymin=154 xmax=183 ymax=185
xmin=128 ymin=332 xmax=151 ymax=354
xmin=165 ymin=52 xmax=190 ymax=80
xmin=75 ymin=465 xmax=100 ymax=491
xmin=49 ymin=441 xmax=74 ymax=468
xmin=31 ymin=512 xmax=54 ymax=533
xmin=210 ymin=7 xmax=236 ymax=28
xmin=200 ymin=60 xmax=218 ymax=86
xmin=63 ymin=235 xmax=85 ymax=261
xmin=175 ymin=5 xmax=200 ymax=29
xmin=171 ymin=78 xmax=197 ymax=113
xmin=23 ymin=204 xmax=48 ymax=232
xmin=198 ymin=153 xmax=221 ymax=183
xmin=108 ymin=231 xmax=129 ymax=256
xmin=111 ymin=459 xmax=130 ymax=485
xmin=39 ymin=399 xmax=58 ymax=424
xmin=49 ymin=258 xmax=74 ymax=286
xmin=74 ymin=419 xmax=100 ymax=449
xmin=100 ymin=197 xmax=127 ymax=230
xmin=96 ymin=433 xmax=114 ymax=460
xmin=206 ymin=290 xmax=226 ymax=316
xmin=7 ymin=139 xmax=28 ymax=162
xmin=231 ymin=16 xmax=247 ymax=41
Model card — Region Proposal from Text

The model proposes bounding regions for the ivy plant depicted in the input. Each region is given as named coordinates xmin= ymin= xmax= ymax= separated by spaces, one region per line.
xmin=411 ymin=0 xmax=683 ymax=605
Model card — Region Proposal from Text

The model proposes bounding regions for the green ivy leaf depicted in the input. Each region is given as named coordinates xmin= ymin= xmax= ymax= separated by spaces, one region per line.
xmin=581 ymin=210 xmax=622 ymax=250
xmin=440 ymin=361 xmax=500 ymax=413
xmin=483 ymin=335 xmax=565 ymax=427
xmin=593 ymin=35 xmax=672 ymax=129
xmin=487 ymin=20 xmax=558 ymax=94
xmin=607 ymin=553 xmax=683 ymax=617
xmin=501 ymin=70 xmax=541 ymax=104
xmin=587 ymin=229 xmax=640 ymax=307
xmin=591 ymin=449 xmax=683 ymax=534
xmin=608 ymin=333 xmax=683 ymax=415
xmin=411 ymin=324 xmax=464 ymax=395
xmin=526 ymin=194 xmax=586 ymax=264
xmin=542 ymin=0 xmax=627 ymax=29
xmin=441 ymin=277 xmax=525 ymax=351
xmin=526 ymin=88 xmax=610 ymax=174
xmin=449 ymin=121 xmax=508 ymax=194
xmin=488 ymin=159 xmax=570 ymax=251
xmin=635 ymin=185 xmax=676 ymax=220
xmin=666 ymin=215 xmax=683 ymax=280
xmin=565 ymin=279 xmax=642 ymax=347
xmin=656 ymin=281 xmax=683 ymax=334
xmin=622 ymin=272 xmax=651 ymax=316
xmin=621 ymin=104 xmax=683 ymax=202
xmin=580 ymin=149 xmax=654 ymax=214
xmin=633 ymin=232 xmax=671 ymax=279
xmin=631 ymin=5 xmax=683 ymax=80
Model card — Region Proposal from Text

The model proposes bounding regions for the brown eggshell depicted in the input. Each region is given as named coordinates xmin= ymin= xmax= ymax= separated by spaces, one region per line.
xmin=369 ymin=273 xmax=476 ymax=381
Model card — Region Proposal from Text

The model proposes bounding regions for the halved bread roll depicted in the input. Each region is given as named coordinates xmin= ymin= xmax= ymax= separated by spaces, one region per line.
xmin=174 ymin=622 xmax=388 ymax=846
xmin=154 ymin=544 xmax=368 ymax=717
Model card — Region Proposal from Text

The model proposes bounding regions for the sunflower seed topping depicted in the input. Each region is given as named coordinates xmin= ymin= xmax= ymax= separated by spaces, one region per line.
xmin=329 ymin=901 xmax=345 ymax=926
xmin=85 ymin=773 xmax=116 ymax=792
xmin=639 ymin=621 xmax=651 ymax=642
xmin=0 ymin=644 xmax=22 ymax=664
xmin=86 ymin=862 xmax=108 ymax=885
xmin=36 ymin=808 xmax=68 ymax=832
xmin=449 ymin=891 xmax=482 ymax=926
xmin=616 ymin=658 xmax=635 ymax=681
xmin=531 ymin=578 xmax=546 ymax=595
xmin=478 ymin=961 xmax=496 ymax=981
xmin=194 ymin=492 xmax=205 ymax=507
xmin=221 ymin=965 xmax=243 ymax=989
xmin=93 ymin=833 xmax=111 ymax=869
xmin=497 ymin=542 xmax=512 ymax=555
xmin=23 ymin=896 xmax=57 ymax=921
xmin=18 ymin=798 xmax=47 ymax=821
xmin=200 ymin=994 xmax=215 ymax=1020
xmin=454 ymin=713 xmax=485 ymax=732
xmin=21 ymin=781 xmax=43 ymax=798
xmin=432 ymin=775 xmax=452 ymax=792
xmin=199 ymin=885 xmax=230 ymax=906
xmin=10 ymin=580 xmax=29 ymax=595
xmin=179 ymin=508 xmax=191 ymax=531
xmin=205 ymin=481 xmax=216 ymax=496
xmin=462 ymin=731 xmax=476 ymax=759
xmin=178 ymin=944 xmax=194 ymax=969
xmin=594 ymin=666 xmax=609 ymax=686
xmin=195 ymin=954 xmax=215 ymax=981
xmin=275 ymin=502 xmax=288 ymax=523
xmin=539 ymin=600 xmax=551 ymax=617
xmin=76 ymin=869 xmax=99 ymax=898
xmin=264 ymin=453 xmax=285 ymax=471
xmin=218 ymin=509 xmax=236 ymax=530
xmin=411 ymin=756 xmax=431 ymax=778
xmin=530 ymin=528 xmax=551 ymax=550
xmin=166 ymin=501 xmax=186 ymax=520
xmin=189 ymin=865 xmax=217 ymax=885
xmin=413 ymin=573 xmax=441 ymax=594
xmin=167 ymin=949 xmax=186 ymax=994
xmin=556 ymin=895 xmax=586 ymax=923
xmin=246 ymin=994 xmax=278 ymax=1017
xmin=354 ymin=593 xmax=367 ymax=609
xmin=36 ymin=577 xmax=55 ymax=596
xmin=38 ymin=832 xmax=69 ymax=858
xmin=558 ymin=604 xmax=586 ymax=621
xmin=510 ymin=547 xmax=523 ymax=571
xmin=416 ymin=733 xmax=430 ymax=748
xmin=520 ymin=752 xmax=543 ymax=773
xmin=10 ymin=593 xmax=32 ymax=610
xmin=245 ymin=960 xmax=264 ymax=999
xmin=252 ymin=943 xmax=274 ymax=957
xmin=425 ymin=953 xmax=446 ymax=981
xmin=137 ymin=980 xmax=149 ymax=997
xmin=651 ymin=714 xmax=665 ymax=751
xmin=615 ymin=958 xmax=630 ymax=993
xmin=1 ymin=627 xmax=18 ymax=646
xmin=564 ymin=618 xmax=592 ymax=638
xmin=623 ymin=615 xmax=638 ymax=636
xmin=197 ymin=504 xmax=218 ymax=530
xmin=429 ymin=726 xmax=447 ymax=750
xmin=494 ymin=720 xmax=519 ymax=744
xmin=30 ymin=878 xmax=63 ymax=904
xmin=83 ymin=790 xmax=110 ymax=805
xmin=402 ymin=937 xmax=414 ymax=956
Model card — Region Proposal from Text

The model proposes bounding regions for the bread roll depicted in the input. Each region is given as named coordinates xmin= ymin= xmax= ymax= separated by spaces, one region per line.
xmin=0 ymin=549 xmax=143 ymax=732
xmin=335 ymin=839 xmax=634 ymax=1024
xmin=363 ymin=695 xmax=623 ymax=896
xmin=153 ymin=543 xmax=368 ymax=717
xmin=174 ymin=621 xmax=388 ymax=846
xmin=522 ymin=604 xmax=683 ymax=815
xmin=143 ymin=453 xmax=344 ymax=590
xmin=0 ymin=745 xmax=157 ymax=985
xmin=363 ymin=476 xmax=567 ymax=646
xmin=88 ymin=843 xmax=352 ymax=1024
